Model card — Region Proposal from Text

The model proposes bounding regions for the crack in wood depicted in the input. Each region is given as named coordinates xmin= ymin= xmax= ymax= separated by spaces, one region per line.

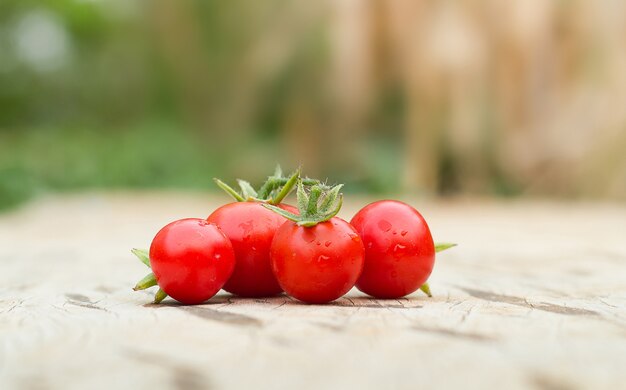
xmin=178 ymin=306 xmax=263 ymax=327
xmin=65 ymin=300 xmax=108 ymax=312
xmin=461 ymin=288 xmax=599 ymax=317
xmin=271 ymin=301 xmax=288 ymax=310
xmin=531 ymin=302 xmax=599 ymax=316
xmin=65 ymin=293 xmax=92 ymax=303
xmin=322 ymin=297 xmax=423 ymax=309
xmin=2 ymin=300 xmax=24 ymax=314
xmin=64 ymin=294 xmax=108 ymax=312
xmin=597 ymin=298 xmax=621 ymax=309
xmin=412 ymin=325 xmax=495 ymax=342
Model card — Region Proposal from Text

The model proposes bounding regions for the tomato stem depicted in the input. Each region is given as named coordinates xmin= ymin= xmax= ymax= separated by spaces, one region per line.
xmin=306 ymin=186 xmax=322 ymax=215
xmin=269 ymin=167 xmax=300 ymax=205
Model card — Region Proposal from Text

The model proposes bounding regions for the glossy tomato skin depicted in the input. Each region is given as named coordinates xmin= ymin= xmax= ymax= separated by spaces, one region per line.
xmin=270 ymin=217 xmax=365 ymax=304
xmin=350 ymin=200 xmax=435 ymax=299
xmin=149 ymin=218 xmax=235 ymax=304
xmin=207 ymin=202 xmax=296 ymax=297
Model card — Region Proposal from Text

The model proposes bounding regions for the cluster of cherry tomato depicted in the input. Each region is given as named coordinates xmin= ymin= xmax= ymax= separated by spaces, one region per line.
xmin=131 ymin=167 xmax=455 ymax=304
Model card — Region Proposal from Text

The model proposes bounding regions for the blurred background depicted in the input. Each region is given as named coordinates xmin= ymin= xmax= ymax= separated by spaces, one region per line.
xmin=1 ymin=0 xmax=625 ymax=211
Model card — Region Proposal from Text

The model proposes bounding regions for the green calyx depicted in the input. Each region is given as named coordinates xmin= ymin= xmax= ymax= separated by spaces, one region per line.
xmin=214 ymin=165 xmax=318 ymax=205
xmin=419 ymin=282 xmax=432 ymax=297
xmin=131 ymin=248 xmax=168 ymax=304
xmin=263 ymin=182 xmax=343 ymax=227
xmin=418 ymin=242 xmax=457 ymax=297
xmin=435 ymin=242 xmax=457 ymax=252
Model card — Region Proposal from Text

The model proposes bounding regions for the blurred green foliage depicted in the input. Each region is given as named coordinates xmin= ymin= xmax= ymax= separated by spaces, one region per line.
xmin=10 ymin=1 xmax=620 ymax=210
xmin=0 ymin=123 xmax=223 ymax=207
xmin=0 ymin=1 xmax=410 ymax=211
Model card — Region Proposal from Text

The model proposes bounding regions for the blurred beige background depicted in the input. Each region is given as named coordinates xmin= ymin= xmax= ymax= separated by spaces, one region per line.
xmin=1 ymin=0 xmax=625 ymax=209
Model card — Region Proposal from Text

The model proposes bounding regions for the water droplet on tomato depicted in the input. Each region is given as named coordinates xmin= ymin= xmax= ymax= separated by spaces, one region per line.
xmin=367 ymin=242 xmax=373 ymax=249
xmin=251 ymin=246 xmax=257 ymax=251
xmin=348 ymin=233 xmax=360 ymax=242
xmin=401 ymin=230 xmax=408 ymax=236
xmin=325 ymin=241 xmax=332 ymax=247
xmin=318 ymin=255 xmax=330 ymax=262
xmin=392 ymin=231 xmax=397 ymax=235
xmin=215 ymin=253 xmax=221 ymax=259
xmin=393 ymin=244 xmax=406 ymax=253
xmin=316 ymin=241 xmax=321 ymax=246
xmin=378 ymin=220 xmax=392 ymax=232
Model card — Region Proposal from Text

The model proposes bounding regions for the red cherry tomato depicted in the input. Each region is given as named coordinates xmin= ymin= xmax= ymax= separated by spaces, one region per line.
xmin=207 ymin=202 xmax=296 ymax=297
xmin=350 ymin=200 xmax=435 ymax=299
xmin=149 ymin=218 xmax=235 ymax=304
xmin=270 ymin=217 xmax=365 ymax=304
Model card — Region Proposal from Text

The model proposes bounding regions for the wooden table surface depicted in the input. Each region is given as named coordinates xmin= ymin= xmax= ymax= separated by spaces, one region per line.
xmin=1 ymin=192 xmax=625 ymax=390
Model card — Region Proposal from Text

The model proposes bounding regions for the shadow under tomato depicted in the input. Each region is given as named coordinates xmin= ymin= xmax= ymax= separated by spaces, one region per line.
xmin=143 ymin=293 xmax=425 ymax=309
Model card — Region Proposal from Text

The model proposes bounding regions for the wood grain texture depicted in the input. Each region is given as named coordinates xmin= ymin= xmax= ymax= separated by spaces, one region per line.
xmin=1 ymin=192 xmax=625 ymax=390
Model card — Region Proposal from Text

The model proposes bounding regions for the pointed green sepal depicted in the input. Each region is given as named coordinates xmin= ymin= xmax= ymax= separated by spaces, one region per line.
xmin=296 ymin=181 xmax=309 ymax=211
xmin=316 ymin=193 xmax=343 ymax=222
xmin=305 ymin=185 xmax=323 ymax=216
xmin=237 ymin=179 xmax=258 ymax=199
xmin=214 ymin=178 xmax=245 ymax=202
xmin=262 ymin=203 xmax=300 ymax=221
xmin=153 ymin=288 xmax=168 ymax=304
xmin=133 ymin=272 xmax=157 ymax=291
xmin=132 ymin=248 xmax=151 ymax=268
xmin=419 ymin=282 xmax=432 ymax=297
xmin=435 ymin=243 xmax=457 ymax=253
xmin=318 ymin=184 xmax=343 ymax=214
